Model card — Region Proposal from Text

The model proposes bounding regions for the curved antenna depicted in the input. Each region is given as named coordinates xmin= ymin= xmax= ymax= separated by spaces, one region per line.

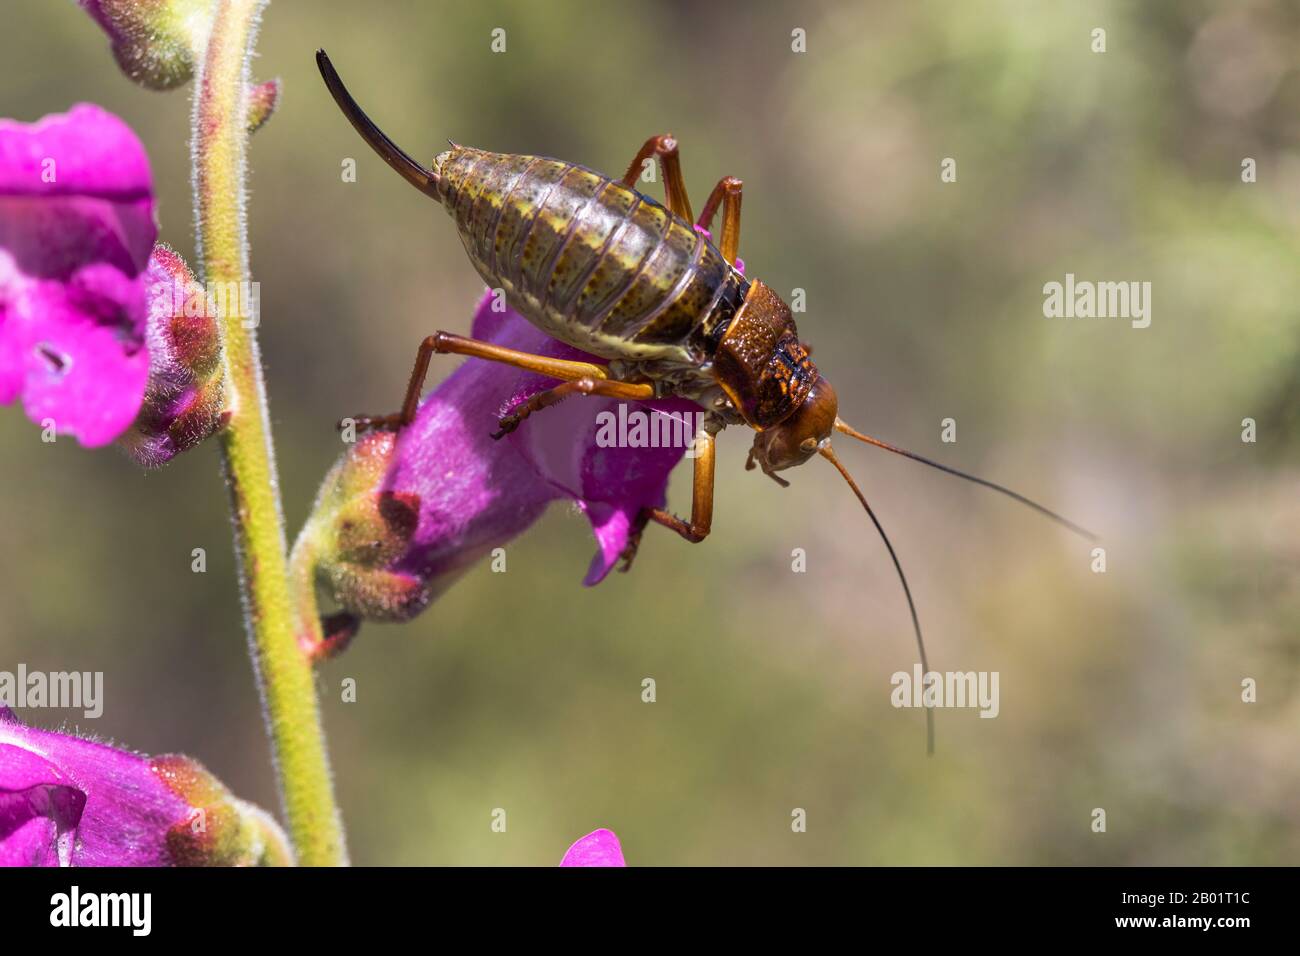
xmin=835 ymin=419 xmax=1097 ymax=541
xmin=315 ymin=49 xmax=441 ymax=198
xmin=821 ymin=445 xmax=934 ymax=756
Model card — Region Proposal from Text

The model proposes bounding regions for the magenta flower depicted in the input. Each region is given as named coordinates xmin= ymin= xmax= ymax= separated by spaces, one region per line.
xmin=0 ymin=104 xmax=156 ymax=447
xmin=395 ymin=293 xmax=700 ymax=587
xmin=560 ymin=828 xmax=626 ymax=867
xmin=0 ymin=707 xmax=290 ymax=866
xmin=296 ymin=290 xmax=700 ymax=644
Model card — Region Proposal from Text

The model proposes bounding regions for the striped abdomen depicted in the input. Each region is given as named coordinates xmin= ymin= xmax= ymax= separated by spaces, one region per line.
xmin=431 ymin=146 xmax=747 ymax=365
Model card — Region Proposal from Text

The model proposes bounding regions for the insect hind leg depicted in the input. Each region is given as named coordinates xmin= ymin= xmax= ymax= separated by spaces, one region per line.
xmin=621 ymin=135 xmax=694 ymax=222
xmin=618 ymin=134 xmax=745 ymax=266
xmin=695 ymin=176 xmax=743 ymax=265
xmin=342 ymin=330 xmax=643 ymax=434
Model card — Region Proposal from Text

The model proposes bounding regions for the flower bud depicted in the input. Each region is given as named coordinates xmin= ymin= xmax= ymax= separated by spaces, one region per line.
xmin=119 ymin=244 xmax=228 ymax=468
xmin=298 ymin=431 xmax=429 ymax=625
xmin=247 ymin=78 xmax=281 ymax=134
xmin=78 ymin=0 xmax=214 ymax=91
xmin=150 ymin=754 xmax=292 ymax=866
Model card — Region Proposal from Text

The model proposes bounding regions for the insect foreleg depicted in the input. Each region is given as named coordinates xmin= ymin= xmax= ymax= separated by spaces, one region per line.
xmin=695 ymin=176 xmax=743 ymax=265
xmin=620 ymin=429 xmax=716 ymax=571
xmin=621 ymin=134 xmax=694 ymax=223
xmin=492 ymin=377 xmax=656 ymax=439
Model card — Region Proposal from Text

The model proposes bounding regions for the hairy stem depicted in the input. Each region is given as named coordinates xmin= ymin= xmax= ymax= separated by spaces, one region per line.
xmin=194 ymin=0 xmax=347 ymax=865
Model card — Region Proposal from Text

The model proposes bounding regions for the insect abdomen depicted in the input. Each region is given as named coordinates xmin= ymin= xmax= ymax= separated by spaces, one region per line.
xmin=433 ymin=146 xmax=739 ymax=363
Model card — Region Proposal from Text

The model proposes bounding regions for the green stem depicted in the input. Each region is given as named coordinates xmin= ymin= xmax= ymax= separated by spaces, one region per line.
xmin=193 ymin=0 xmax=347 ymax=865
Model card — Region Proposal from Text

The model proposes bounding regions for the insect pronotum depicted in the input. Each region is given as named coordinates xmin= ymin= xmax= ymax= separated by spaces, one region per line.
xmin=316 ymin=50 xmax=1096 ymax=753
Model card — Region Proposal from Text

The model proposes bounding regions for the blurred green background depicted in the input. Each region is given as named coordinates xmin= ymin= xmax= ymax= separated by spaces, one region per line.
xmin=2 ymin=0 xmax=1297 ymax=865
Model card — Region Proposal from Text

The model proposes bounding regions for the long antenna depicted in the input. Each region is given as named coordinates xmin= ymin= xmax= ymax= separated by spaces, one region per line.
xmin=315 ymin=49 xmax=441 ymax=198
xmin=821 ymin=445 xmax=934 ymax=756
xmin=835 ymin=418 xmax=1096 ymax=541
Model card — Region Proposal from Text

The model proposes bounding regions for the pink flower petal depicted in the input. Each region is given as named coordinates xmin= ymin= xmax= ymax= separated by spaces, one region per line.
xmin=559 ymin=828 xmax=626 ymax=867
xmin=0 ymin=706 xmax=287 ymax=867
xmin=0 ymin=104 xmax=157 ymax=446
xmin=0 ymin=707 xmax=185 ymax=866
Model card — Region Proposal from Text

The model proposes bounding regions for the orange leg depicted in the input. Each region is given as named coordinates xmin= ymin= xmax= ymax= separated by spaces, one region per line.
xmin=621 ymin=138 xmax=743 ymax=265
xmin=492 ymin=376 xmax=655 ymax=439
xmin=621 ymin=429 xmax=716 ymax=571
xmin=695 ymin=176 xmax=743 ymax=265
xmin=343 ymin=331 xmax=616 ymax=433
xmin=621 ymin=134 xmax=694 ymax=223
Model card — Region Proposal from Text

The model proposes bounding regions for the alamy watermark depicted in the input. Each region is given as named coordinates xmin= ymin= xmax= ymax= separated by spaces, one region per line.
xmin=149 ymin=278 xmax=261 ymax=329
xmin=891 ymin=665 xmax=999 ymax=718
xmin=0 ymin=665 xmax=103 ymax=718
xmin=594 ymin=404 xmax=710 ymax=457
xmin=50 ymin=887 xmax=150 ymax=936
xmin=1043 ymin=273 xmax=1151 ymax=329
